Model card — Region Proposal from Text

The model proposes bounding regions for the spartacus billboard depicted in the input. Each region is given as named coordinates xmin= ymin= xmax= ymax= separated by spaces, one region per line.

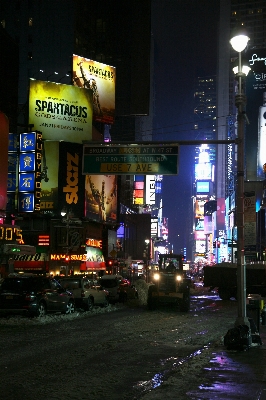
xmin=29 ymin=79 xmax=93 ymax=143
xmin=72 ymin=55 xmax=116 ymax=124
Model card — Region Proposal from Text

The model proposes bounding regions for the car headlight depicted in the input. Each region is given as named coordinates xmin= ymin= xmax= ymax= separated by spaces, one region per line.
xmin=153 ymin=273 xmax=160 ymax=281
xmin=176 ymin=275 xmax=182 ymax=282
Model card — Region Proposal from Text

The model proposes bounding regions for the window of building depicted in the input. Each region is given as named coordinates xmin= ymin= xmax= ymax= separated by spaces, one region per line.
xmin=29 ymin=17 xmax=33 ymax=27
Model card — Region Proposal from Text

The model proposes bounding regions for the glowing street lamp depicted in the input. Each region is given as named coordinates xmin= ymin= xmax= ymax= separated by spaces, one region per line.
xmin=230 ymin=26 xmax=250 ymax=327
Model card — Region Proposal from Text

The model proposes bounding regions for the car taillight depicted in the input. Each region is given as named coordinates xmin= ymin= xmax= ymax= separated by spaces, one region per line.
xmin=25 ymin=293 xmax=36 ymax=301
xmin=81 ymin=290 xmax=85 ymax=298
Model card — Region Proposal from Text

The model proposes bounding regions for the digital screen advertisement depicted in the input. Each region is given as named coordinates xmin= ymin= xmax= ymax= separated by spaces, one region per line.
xmin=196 ymin=181 xmax=210 ymax=194
xmin=73 ymin=55 xmax=116 ymax=124
xmin=29 ymin=79 xmax=93 ymax=143
xmin=246 ymin=50 xmax=266 ymax=180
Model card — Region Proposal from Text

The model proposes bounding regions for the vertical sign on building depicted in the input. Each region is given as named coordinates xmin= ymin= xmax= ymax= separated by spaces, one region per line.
xmin=145 ymin=175 xmax=156 ymax=205
xmin=0 ymin=112 xmax=9 ymax=211
xmin=18 ymin=132 xmax=42 ymax=212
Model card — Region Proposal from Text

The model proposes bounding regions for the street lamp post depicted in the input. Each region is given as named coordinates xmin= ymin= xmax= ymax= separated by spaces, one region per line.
xmin=230 ymin=27 xmax=251 ymax=327
xmin=145 ymin=239 xmax=150 ymax=282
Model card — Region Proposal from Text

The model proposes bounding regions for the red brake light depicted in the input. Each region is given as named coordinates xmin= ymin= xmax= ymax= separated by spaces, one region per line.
xmin=25 ymin=293 xmax=36 ymax=301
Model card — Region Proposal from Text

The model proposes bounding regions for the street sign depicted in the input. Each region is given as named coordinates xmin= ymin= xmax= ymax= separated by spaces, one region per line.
xmin=82 ymin=145 xmax=179 ymax=175
xmin=110 ymin=249 xmax=117 ymax=257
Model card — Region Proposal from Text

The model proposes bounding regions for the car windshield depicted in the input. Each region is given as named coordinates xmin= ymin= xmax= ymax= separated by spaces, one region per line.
xmin=100 ymin=279 xmax=118 ymax=288
xmin=59 ymin=279 xmax=80 ymax=289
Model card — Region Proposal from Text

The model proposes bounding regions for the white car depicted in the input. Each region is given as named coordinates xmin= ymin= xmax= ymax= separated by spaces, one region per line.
xmin=59 ymin=277 xmax=109 ymax=310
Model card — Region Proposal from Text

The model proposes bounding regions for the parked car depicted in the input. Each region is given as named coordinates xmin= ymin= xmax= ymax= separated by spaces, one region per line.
xmin=0 ymin=274 xmax=75 ymax=317
xmin=59 ymin=276 xmax=109 ymax=310
xmin=99 ymin=275 xmax=138 ymax=303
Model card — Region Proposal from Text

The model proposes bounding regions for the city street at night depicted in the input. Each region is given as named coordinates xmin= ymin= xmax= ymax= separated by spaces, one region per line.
xmin=1 ymin=286 xmax=266 ymax=400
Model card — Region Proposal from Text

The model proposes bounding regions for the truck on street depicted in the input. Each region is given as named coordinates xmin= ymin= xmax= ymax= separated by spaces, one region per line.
xmin=203 ymin=263 xmax=266 ymax=300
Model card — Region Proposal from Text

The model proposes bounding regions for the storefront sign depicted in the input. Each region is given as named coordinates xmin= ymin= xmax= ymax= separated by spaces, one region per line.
xmin=0 ymin=225 xmax=23 ymax=242
xmin=50 ymin=253 xmax=87 ymax=261
xmin=85 ymin=238 xmax=102 ymax=248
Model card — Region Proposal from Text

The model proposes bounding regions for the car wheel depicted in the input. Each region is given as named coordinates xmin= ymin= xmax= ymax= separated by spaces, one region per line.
xmin=147 ymin=296 xmax=158 ymax=310
xmin=64 ymin=300 xmax=75 ymax=314
xmin=102 ymin=296 xmax=109 ymax=308
xmin=179 ymin=294 xmax=190 ymax=312
xmin=87 ymin=297 xmax=93 ymax=311
xmin=218 ymin=287 xmax=231 ymax=301
xmin=36 ymin=301 xmax=46 ymax=317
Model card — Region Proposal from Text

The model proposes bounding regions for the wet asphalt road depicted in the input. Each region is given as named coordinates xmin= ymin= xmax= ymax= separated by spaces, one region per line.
xmin=0 ymin=290 xmax=258 ymax=400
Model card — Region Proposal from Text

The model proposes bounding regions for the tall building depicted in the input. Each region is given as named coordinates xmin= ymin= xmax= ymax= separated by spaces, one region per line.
xmin=216 ymin=0 xmax=266 ymax=262
xmin=0 ymin=0 xmax=153 ymax=276
xmin=193 ymin=76 xmax=217 ymax=264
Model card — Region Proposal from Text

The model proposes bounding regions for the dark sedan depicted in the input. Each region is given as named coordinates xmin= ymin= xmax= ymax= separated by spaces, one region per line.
xmin=0 ymin=274 xmax=75 ymax=317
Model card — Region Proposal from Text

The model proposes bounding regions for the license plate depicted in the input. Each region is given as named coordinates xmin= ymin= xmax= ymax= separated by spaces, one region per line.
xmin=6 ymin=295 xmax=13 ymax=299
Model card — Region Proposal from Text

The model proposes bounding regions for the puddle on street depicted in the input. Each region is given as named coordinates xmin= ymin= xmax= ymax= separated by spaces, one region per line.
xmin=133 ymin=347 xmax=206 ymax=395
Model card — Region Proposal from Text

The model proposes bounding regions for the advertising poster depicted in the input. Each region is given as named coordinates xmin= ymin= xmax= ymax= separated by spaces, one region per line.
xmin=40 ymin=141 xmax=59 ymax=211
xmin=85 ymin=175 xmax=117 ymax=223
xmin=29 ymin=79 xmax=93 ymax=143
xmin=58 ymin=142 xmax=85 ymax=218
xmin=246 ymin=50 xmax=266 ymax=180
xmin=73 ymin=55 xmax=116 ymax=124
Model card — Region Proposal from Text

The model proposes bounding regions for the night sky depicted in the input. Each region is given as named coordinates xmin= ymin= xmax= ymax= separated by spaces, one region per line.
xmin=152 ymin=0 xmax=220 ymax=257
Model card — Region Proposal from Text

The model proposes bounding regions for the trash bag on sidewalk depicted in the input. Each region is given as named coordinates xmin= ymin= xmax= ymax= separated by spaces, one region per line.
xmin=224 ymin=324 xmax=252 ymax=350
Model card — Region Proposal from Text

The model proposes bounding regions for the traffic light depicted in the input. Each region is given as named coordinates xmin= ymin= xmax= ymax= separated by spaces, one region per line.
xmin=217 ymin=241 xmax=220 ymax=248
xmin=213 ymin=241 xmax=216 ymax=248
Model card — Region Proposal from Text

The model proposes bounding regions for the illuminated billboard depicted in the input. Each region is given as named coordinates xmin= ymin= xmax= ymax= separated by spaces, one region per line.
xmin=85 ymin=175 xmax=117 ymax=223
xmin=133 ymin=175 xmax=145 ymax=204
xmin=246 ymin=50 xmax=266 ymax=180
xmin=195 ymin=200 xmax=205 ymax=219
xmin=195 ymin=163 xmax=212 ymax=180
xmin=18 ymin=132 xmax=42 ymax=212
xmin=145 ymin=175 xmax=156 ymax=205
xmin=29 ymin=79 xmax=93 ymax=143
xmin=73 ymin=55 xmax=116 ymax=124
xmin=196 ymin=181 xmax=210 ymax=194
xmin=58 ymin=142 xmax=85 ymax=218
xmin=40 ymin=141 xmax=59 ymax=211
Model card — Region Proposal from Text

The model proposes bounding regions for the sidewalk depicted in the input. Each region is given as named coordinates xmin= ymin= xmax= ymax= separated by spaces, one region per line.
xmin=186 ymin=324 xmax=266 ymax=399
